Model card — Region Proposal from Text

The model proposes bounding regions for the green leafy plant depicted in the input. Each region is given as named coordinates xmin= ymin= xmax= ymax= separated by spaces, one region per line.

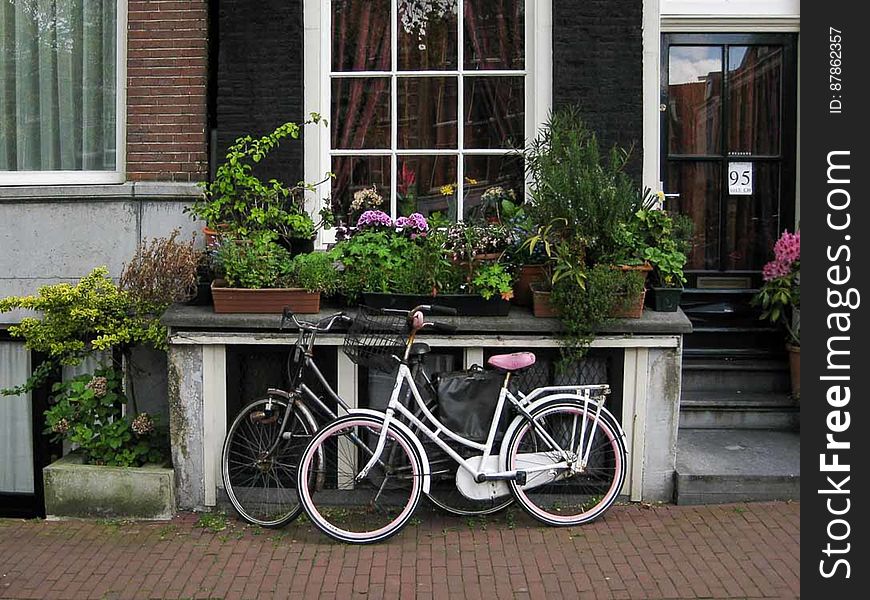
xmin=44 ymin=367 xmax=166 ymax=467
xmin=188 ymin=115 xmax=330 ymax=242
xmin=214 ymin=232 xmax=294 ymax=289
xmin=0 ymin=268 xmax=168 ymax=395
xmin=470 ymin=263 xmax=514 ymax=300
xmin=283 ymin=251 xmax=342 ymax=294
xmin=550 ymin=265 xmax=645 ymax=364
xmin=524 ymin=106 xmax=642 ymax=264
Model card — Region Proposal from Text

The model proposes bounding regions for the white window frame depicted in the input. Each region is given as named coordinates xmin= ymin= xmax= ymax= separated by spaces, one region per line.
xmin=0 ymin=0 xmax=127 ymax=186
xmin=305 ymin=0 xmax=551 ymax=245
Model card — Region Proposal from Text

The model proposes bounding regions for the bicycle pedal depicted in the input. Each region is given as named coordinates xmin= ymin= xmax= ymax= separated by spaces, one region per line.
xmin=515 ymin=471 xmax=527 ymax=486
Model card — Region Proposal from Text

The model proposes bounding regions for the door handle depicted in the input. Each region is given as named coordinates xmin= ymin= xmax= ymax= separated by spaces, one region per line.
xmin=663 ymin=193 xmax=680 ymax=198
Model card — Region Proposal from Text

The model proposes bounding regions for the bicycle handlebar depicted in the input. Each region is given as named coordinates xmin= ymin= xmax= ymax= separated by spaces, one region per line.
xmin=281 ymin=307 xmax=351 ymax=333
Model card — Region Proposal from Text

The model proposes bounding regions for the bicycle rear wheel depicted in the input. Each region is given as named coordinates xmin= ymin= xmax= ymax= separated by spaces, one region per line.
xmin=506 ymin=402 xmax=626 ymax=526
xmin=297 ymin=414 xmax=423 ymax=544
xmin=221 ymin=397 xmax=315 ymax=527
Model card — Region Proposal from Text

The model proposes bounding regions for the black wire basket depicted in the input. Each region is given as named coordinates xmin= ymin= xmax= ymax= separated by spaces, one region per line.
xmin=343 ymin=307 xmax=409 ymax=373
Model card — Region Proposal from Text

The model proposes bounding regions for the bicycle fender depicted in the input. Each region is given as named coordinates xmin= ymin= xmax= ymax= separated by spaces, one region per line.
xmin=498 ymin=394 xmax=626 ymax=470
xmin=348 ymin=408 xmax=432 ymax=494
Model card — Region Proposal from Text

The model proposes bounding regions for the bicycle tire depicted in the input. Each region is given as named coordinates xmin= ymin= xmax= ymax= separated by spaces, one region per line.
xmin=505 ymin=401 xmax=626 ymax=526
xmin=221 ymin=396 xmax=317 ymax=528
xmin=297 ymin=414 xmax=423 ymax=544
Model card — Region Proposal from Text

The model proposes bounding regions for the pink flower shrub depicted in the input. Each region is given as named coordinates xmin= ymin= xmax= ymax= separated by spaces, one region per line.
xmin=762 ymin=230 xmax=800 ymax=282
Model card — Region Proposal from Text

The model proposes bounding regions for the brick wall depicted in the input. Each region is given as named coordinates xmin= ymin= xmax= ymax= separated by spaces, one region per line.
xmin=553 ymin=0 xmax=644 ymax=180
xmin=127 ymin=0 xmax=209 ymax=182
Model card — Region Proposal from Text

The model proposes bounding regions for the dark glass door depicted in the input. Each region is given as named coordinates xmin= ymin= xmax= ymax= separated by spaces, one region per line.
xmin=661 ymin=33 xmax=797 ymax=349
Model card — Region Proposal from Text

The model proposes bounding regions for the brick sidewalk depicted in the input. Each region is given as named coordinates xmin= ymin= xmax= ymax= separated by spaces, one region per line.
xmin=0 ymin=501 xmax=799 ymax=600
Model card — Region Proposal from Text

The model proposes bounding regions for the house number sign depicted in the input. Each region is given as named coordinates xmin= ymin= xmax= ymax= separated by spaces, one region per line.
xmin=728 ymin=162 xmax=753 ymax=195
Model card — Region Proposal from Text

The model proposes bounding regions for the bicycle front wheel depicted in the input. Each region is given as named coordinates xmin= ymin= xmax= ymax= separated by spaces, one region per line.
xmin=506 ymin=402 xmax=626 ymax=526
xmin=297 ymin=414 xmax=423 ymax=544
xmin=221 ymin=397 xmax=315 ymax=527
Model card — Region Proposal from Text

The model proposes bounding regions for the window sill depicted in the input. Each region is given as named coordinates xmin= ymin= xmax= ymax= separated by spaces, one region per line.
xmin=0 ymin=182 xmax=203 ymax=202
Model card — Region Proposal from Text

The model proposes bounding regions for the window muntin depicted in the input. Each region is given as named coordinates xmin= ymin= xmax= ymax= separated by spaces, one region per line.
xmin=329 ymin=0 xmax=527 ymax=222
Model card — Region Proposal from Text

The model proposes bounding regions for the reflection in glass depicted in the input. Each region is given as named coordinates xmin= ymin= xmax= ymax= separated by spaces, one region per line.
xmin=666 ymin=162 xmax=721 ymax=270
xmin=396 ymin=155 xmax=458 ymax=220
xmin=332 ymin=0 xmax=391 ymax=72
xmin=464 ymin=0 xmax=525 ymax=70
xmin=668 ymin=46 xmax=722 ymax=155
xmin=331 ymin=156 xmax=391 ymax=224
xmin=724 ymin=162 xmax=779 ymax=270
xmin=728 ymin=46 xmax=782 ymax=156
xmin=463 ymin=154 xmax=524 ymax=219
xmin=331 ymin=78 xmax=391 ymax=149
xmin=464 ymin=77 xmax=524 ymax=149
xmin=398 ymin=1 xmax=457 ymax=70
xmin=398 ymin=78 xmax=458 ymax=149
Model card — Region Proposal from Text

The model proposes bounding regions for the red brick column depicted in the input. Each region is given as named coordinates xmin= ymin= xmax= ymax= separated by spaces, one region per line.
xmin=127 ymin=1 xmax=209 ymax=182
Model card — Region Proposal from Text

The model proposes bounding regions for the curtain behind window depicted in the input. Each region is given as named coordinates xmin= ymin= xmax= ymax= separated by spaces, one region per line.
xmin=0 ymin=0 xmax=116 ymax=172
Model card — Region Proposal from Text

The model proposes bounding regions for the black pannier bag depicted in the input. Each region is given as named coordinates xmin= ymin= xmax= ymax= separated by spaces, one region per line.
xmin=435 ymin=367 xmax=509 ymax=443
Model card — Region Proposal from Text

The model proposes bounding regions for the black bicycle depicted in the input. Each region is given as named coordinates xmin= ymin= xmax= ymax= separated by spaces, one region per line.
xmin=220 ymin=305 xmax=513 ymax=528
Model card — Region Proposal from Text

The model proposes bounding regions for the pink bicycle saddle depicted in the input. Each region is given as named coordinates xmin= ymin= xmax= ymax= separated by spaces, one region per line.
xmin=487 ymin=352 xmax=536 ymax=372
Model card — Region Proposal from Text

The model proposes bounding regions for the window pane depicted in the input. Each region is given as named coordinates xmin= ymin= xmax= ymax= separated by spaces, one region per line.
xmin=464 ymin=0 xmax=524 ymax=70
xmin=398 ymin=1 xmax=457 ymax=70
xmin=0 ymin=0 xmax=117 ymax=171
xmin=331 ymin=156 xmax=391 ymax=224
xmin=728 ymin=46 xmax=782 ymax=156
xmin=398 ymin=77 xmax=458 ymax=149
xmin=397 ymin=155 xmax=457 ymax=220
xmin=331 ymin=78 xmax=391 ymax=149
xmin=724 ymin=162 xmax=779 ymax=271
xmin=665 ymin=162 xmax=721 ymax=270
xmin=667 ymin=46 xmax=722 ymax=156
xmin=464 ymin=76 xmax=524 ymax=149
xmin=331 ymin=0 xmax=391 ymax=72
xmin=463 ymin=154 xmax=524 ymax=219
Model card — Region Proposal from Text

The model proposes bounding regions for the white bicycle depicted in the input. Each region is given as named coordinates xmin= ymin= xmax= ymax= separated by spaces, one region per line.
xmin=296 ymin=306 xmax=628 ymax=544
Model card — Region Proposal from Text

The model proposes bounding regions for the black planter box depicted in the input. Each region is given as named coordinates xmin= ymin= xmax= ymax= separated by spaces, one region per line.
xmin=649 ymin=287 xmax=682 ymax=312
xmin=361 ymin=292 xmax=511 ymax=316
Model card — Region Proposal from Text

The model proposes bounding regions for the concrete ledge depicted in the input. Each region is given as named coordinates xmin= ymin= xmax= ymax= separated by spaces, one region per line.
xmin=44 ymin=453 xmax=176 ymax=520
xmin=0 ymin=182 xmax=202 ymax=202
xmin=163 ymin=304 xmax=693 ymax=336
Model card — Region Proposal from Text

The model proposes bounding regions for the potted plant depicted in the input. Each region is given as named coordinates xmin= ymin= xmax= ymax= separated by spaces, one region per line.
xmin=753 ymin=229 xmax=800 ymax=400
xmin=332 ymin=211 xmax=514 ymax=315
xmin=211 ymin=232 xmax=337 ymax=314
xmin=1 ymin=267 xmax=179 ymax=519
xmin=187 ymin=115 xmax=330 ymax=252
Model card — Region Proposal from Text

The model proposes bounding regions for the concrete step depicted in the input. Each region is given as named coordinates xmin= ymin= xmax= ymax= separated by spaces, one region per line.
xmin=681 ymin=357 xmax=789 ymax=395
xmin=675 ymin=429 xmax=800 ymax=505
xmin=679 ymin=391 xmax=799 ymax=429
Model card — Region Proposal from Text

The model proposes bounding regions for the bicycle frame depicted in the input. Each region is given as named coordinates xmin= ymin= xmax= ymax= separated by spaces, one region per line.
xmin=356 ymin=361 xmax=612 ymax=486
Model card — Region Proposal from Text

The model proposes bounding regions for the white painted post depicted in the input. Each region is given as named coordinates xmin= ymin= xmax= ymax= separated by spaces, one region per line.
xmin=622 ymin=348 xmax=650 ymax=501
xmin=336 ymin=349 xmax=359 ymax=489
xmin=202 ymin=344 xmax=227 ymax=507
xmin=464 ymin=347 xmax=484 ymax=369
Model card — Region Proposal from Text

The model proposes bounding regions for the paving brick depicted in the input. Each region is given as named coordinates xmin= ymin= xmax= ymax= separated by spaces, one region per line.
xmin=0 ymin=502 xmax=799 ymax=599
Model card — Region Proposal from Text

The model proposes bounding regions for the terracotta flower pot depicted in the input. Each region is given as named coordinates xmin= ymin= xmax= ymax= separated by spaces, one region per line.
xmin=609 ymin=288 xmax=647 ymax=319
xmin=211 ymin=280 xmax=320 ymax=314
xmin=531 ymin=284 xmax=557 ymax=318
xmin=513 ymin=264 xmax=547 ymax=307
